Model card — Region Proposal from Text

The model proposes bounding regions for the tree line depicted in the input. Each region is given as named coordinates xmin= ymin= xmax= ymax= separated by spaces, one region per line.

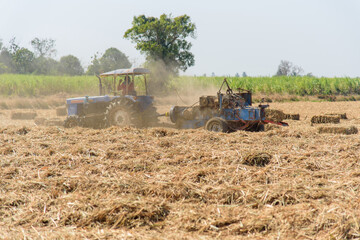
xmin=0 ymin=37 xmax=132 ymax=76
xmin=1 ymin=14 xmax=197 ymax=80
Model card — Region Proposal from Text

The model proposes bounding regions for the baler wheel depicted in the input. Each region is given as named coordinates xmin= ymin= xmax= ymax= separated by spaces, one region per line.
xmin=205 ymin=117 xmax=229 ymax=133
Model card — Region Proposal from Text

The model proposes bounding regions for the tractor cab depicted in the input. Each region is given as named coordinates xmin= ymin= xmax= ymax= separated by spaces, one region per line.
xmin=98 ymin=68 xmax=150 ymax=97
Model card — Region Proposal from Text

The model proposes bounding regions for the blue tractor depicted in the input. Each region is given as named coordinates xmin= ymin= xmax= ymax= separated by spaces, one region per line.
xmin=168 ymin=78 xmax=285 ymax=132
xmin=64 ymin=68 xmax=158 ymax=128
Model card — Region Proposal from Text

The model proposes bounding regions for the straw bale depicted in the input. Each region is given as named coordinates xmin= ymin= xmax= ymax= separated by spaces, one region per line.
xmin=34 ymin=117 xmax=46 ymax=125
xmin=325 ymin=113 xmax=347 ymax=119
xmin=284 ymin=113 xmax=300 ymax=120
xmin=44 ymin=118 xmax=64 ymax=126
xmin=11 ymin=111 xmax=37 ymax=119
xmin=265 ymin=109 xmax=285 ymax=122
xmin=318 ymin=126 xmax=358 ymax=135
xmin=311 ymin=115 xmax=340 ymax=124
xmin=34 ymin=117 xmax=63 ymax=126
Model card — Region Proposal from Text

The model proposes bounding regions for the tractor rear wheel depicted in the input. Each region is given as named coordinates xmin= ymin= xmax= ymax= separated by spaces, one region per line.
xmin=205 ymin=117 xmax=229 ymax=133
xmin=104 ymin=100 xmax=141 ymax=127
xmin=141 ymin=106 xmax=159 ymax=127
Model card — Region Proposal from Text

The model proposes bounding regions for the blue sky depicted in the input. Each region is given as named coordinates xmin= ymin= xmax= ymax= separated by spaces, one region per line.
xmin=1 ymin=0 xmax=359 ymax=77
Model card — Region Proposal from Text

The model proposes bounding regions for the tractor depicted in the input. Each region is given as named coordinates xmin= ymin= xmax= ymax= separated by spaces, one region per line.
xmin=167 ymin=78 xmax=287 ymax=132
xmin=64 ymin=68 xmax=158 ymax=128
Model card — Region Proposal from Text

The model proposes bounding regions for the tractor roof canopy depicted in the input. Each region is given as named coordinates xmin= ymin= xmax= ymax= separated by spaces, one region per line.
xmin=99 ymin=68 xmax=150 ymax=77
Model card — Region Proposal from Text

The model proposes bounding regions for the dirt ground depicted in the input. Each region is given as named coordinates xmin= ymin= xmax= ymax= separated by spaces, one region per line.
xmin=1 ymin=100 xmax=360 ymax=239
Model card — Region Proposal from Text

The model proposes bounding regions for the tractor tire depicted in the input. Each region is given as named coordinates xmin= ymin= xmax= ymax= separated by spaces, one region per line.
xmin=64 ymin=116 xmax=79 ymax=128
xmin=104 ymin=99 xmax=141 ymax=127
xmin=205 ymin=117 xmax=229 ymax=133
xmin=141 ymin=106 xmax=159 ymax=127
xmin=257 ymin=123 xmax=265 ymax=132
xmin=247 ymin=123 xmax=265 ymax=132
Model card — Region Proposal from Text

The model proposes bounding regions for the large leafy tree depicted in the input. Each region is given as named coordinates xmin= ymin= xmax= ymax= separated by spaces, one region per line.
xmin=276 ymin=60 xmax=304 ymax=76
xmin=0 ymin=39 xmax=13 ymax=73
xmin=87 ymin=48 xmax=131 ymax=75
xmin=30 ymin=38 xmax=56 ymax=58
xmin=2 ymin=37 xmax=36 ymax=74
xmin=33 ymin=57 xmax=59 ymax=75
xmin=12 ymin=48 xmax=35 ymax=74
xmin=58 ymin=55 xmax=83 ymax=76
xmin=30 ymin=38 xmax=58 ymax=75
xmin=124 ymin=14 xmax=196 ymax=75
xmin=99 ymin=47 xmax=131 ymax=72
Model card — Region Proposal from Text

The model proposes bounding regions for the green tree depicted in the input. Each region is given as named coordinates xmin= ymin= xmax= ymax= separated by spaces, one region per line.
xmin=30 ymin=38 xmax=58 ymax=75
xmin=58 ymin=55 xmax=83 ymax=75
xmin=4 ymin=37 xmax=34 ymax=74
xmin=276 ymin=60 xmax=304 ymax=76
xmin=0 ymin=39 xmax=13 ymax=73
xmin=99 ymin=48 xmax=131 ymax=72
xmin=12 ymin=48 xmax=35 ymax=74
xmin=87 ymin=48 xmax=131 ymax=75
xmin=86 ymin=53 xmax=101 ymax=75
xmin=33 ymin=56 xmax=59 ymax=75
xmin=9 ymin=37 xmax=20 ymax=54
xmin=30 ymin=38 xmax=56 ymax=58
xmin=124 ymin=14 xmax=196 ymax=75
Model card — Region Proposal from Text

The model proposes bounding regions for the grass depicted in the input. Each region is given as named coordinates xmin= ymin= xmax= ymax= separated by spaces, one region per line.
xmin=170 ymin=76 xmax=360 ymax=96
xmin=0 ymin=74 xmax=360 ymax=97
xmin=0 ymin=74 xmax=99 ymax=96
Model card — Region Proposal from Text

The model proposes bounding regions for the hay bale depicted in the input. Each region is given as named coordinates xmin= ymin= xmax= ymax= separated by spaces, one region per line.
xmin=318 ymin=126 xmax=358 ymax=135
xmin=325 ymin=113 xmax=347 ymax=120
xmin=56 ymin=107 xmax=67 ymax=116
xmin=284 ymin=114 xmax=300 ymax=120
xmin=44 ymin=118 xmax=64 ymax=127
xmin=317 ymin=95 xmax=336 ymax=101
xmin=265 ymin=109 xmax=285 ymax=122
xmin=311 ymin=115 xmax=340 ymax=124
xmin=242 ymin=152 xmax=272 ymax=167
xmin=34 ymin=117 xmax=46 ymax=125
xmin=11 ymin=112 xmax=37 ymax=120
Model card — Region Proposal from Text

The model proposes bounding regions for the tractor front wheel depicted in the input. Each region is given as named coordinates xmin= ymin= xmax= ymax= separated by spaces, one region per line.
xmin=205 ymin=117 xmax=229 ymax=133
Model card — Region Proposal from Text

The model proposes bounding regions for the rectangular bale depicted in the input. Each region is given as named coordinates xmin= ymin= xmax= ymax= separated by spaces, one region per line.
xmin=11 ymin=112 xmax=37 ymax=120
xmin=311 ymin=115 xmax=340 ymax=124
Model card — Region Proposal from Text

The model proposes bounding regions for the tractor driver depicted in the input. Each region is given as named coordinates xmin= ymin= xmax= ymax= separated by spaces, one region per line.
xmin=117 ymin=75 xmax=136 ymax=96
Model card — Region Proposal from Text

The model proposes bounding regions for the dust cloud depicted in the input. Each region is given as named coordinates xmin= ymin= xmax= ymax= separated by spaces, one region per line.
xmin=145 ymin=59 xmax=220 ymax=110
